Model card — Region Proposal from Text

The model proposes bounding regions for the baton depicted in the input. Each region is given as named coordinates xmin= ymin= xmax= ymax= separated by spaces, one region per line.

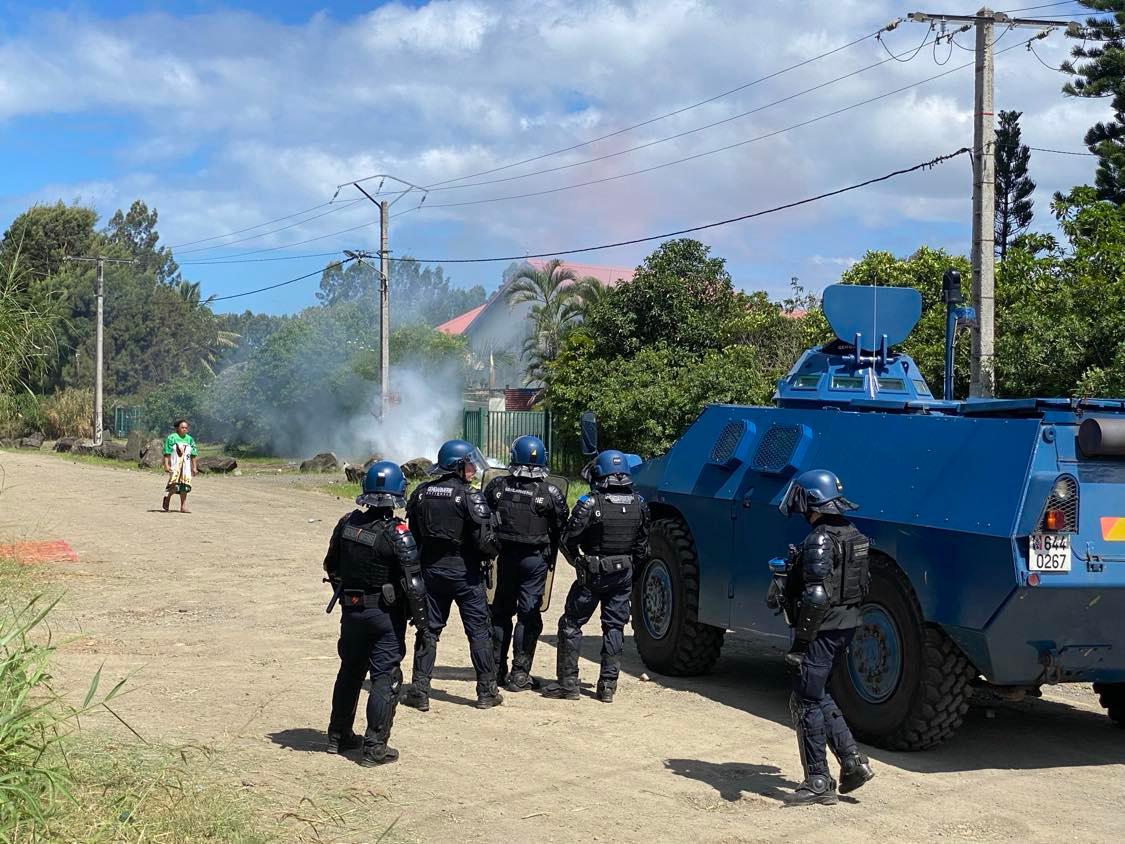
xmin=323 ymin=577 xmax=344 ymax=613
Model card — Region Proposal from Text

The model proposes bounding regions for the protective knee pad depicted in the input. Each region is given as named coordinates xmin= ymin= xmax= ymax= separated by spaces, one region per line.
xmin=601 ymin=625 xmax=624 ymax=657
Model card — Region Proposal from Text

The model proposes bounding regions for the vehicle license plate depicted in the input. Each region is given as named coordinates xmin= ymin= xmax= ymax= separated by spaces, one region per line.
xmin=1030 ymin=533 xmax=1071 ymax=572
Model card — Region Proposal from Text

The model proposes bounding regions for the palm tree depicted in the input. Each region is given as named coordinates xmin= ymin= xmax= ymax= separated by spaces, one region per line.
xmin=571 ymin=275 xmax=613 ymax=317
xmin=505 ymin=259 xmax=585 ymax=382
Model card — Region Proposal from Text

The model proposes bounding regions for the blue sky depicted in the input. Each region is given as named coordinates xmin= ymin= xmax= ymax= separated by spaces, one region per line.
xmin=0 ymin=0 xmax=1108 ymax=315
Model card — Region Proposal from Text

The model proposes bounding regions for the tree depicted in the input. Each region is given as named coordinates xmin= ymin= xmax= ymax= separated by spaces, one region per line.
xmin=104 ymin=200 xmax=181 ymax=284
xmin=994 ymin=110 xmax=1036 ymax=258
xmin=505 ymin=259 xmax=584 ymax=381
xmin=546 ymin=240 xmax=824 ymax=456
xmin=316 ymin=256 xmax=487 ymax=326
xmin=0 ymin=244 xmax=59 ymax=394
xmin=1063 ymin=1 xmax=1125 ymax=204
xmin=0 ymin=202 xmax=97 ymax=285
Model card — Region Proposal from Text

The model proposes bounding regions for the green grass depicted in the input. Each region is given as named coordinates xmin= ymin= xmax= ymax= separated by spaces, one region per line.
xmin=0 ymin=561 xmax=274 ymax=842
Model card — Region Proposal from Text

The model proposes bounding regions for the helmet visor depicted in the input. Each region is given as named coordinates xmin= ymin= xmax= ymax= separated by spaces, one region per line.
xmin=463 ymin=446 xmax=489 ymax=481
xmin=777 ymin=480 xmax=808 ymax=518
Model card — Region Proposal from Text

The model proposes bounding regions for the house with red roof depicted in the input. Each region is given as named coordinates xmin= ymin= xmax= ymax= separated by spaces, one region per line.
xmin=437 ymin=259 xmax=634 ymax=396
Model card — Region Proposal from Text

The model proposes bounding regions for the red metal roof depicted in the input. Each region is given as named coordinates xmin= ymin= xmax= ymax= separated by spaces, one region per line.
xmin=436 ymin=303 xmax=486 ymax=335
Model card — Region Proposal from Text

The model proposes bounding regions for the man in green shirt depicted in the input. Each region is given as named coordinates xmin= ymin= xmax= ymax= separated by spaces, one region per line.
xmin=162 ymin=419 xmax=199 ymax=513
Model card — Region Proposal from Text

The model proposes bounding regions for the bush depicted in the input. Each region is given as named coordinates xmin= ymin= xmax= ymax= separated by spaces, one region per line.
xmin=0 ymin=393 xmax=46 ymax=439
xmin=140 ymin=376 xmax=216 ymax=440
xmin=42 ymin=388 xmax=94 ymax=439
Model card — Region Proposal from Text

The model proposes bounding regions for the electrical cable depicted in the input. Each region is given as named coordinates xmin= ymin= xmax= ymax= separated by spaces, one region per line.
xmin=422 ymin=25 xmax=897 ymax=190
xmin=206 ymin=258 xmax=357 ymax=303
xmin=176 ymin=200 xmax=368 ymax=255
xmin=1028 ymin=41 xmax=1070 ymax=71
xmin=878 ymin=23 xmax=933 ymax=62
xmin=205 ymin=148 xmax=968 ymax=304
xmin=420 ymin=39 xmax=938 ymax=196
xmin=166 ymin=199 xmax=363 ymax=250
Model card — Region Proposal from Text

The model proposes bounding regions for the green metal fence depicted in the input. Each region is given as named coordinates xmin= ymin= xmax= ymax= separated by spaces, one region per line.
xmin=461 ymin=408 xmax=585 ymax=476
xmin=113 ymin=406 xmax=144 ymax=438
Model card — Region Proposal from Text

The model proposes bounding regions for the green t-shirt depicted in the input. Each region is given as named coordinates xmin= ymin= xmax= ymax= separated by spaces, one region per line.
xmin=163 ymin=433 xmax=197 ymax=457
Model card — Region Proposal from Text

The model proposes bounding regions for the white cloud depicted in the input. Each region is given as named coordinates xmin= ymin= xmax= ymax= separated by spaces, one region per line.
xmin=0 ymin=0 xmax=1112 ymax=302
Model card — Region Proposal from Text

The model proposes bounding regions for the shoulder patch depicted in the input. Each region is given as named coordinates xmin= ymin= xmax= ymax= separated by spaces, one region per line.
xmin=577 ymin=494 xmax=591 ymax=503
xmin=394 ymin=523 xmax=409 ymax=534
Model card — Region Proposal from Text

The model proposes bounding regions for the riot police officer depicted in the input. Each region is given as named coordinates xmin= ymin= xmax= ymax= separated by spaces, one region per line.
xmin=543 ymin=449 xmax=649 ymax=703
xmin=402 ymin=439 xmax=505 ymax=711
xmin=485 ymin=435 xmax=568 ymax=692
xmin=771 ymin=468 xmax=875 ymax=806
xmin=323 ymin=461 xmax=429 ymax=766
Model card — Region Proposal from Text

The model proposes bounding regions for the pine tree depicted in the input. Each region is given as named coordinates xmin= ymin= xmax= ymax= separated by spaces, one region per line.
xmin=1062 ymin=0 xmax=1125 ymax=205
xmin=994 ymin=110 xmax=1036 ymax=258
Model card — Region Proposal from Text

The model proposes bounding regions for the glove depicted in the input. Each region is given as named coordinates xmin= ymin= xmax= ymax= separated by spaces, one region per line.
xmin=785 ymin=638 xmax=809 ymax=668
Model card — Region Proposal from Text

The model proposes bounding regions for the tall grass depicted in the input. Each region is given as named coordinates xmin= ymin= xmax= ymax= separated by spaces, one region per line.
xmin=42 ymin=388 xmax=94 ymax=439
xmin=0 ymin=240 xmax=61 ymax=397
xmin=0 ymin=592 xmax=126 ymax=838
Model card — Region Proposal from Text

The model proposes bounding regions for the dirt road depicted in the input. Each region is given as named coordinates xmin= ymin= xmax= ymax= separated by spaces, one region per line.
xmin=1 ymin=449 xmax=1122 ymax=843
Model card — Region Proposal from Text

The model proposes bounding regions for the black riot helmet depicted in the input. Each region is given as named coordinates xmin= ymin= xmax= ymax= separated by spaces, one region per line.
xmin=778 ymin=469 xmax=858 ymax=518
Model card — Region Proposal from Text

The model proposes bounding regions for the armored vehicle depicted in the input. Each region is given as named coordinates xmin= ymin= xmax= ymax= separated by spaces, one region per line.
xmin=630 ymin=278 xmax=1125 ymax=749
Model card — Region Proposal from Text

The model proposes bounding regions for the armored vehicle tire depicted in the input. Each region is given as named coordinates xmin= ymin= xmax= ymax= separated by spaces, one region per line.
xmin=830 ymin=556 xmax=975 ymax=751
xmin=1093 ymin=682 xmax=1125 ymax=727
xmin=631 ymin=516 xmax=725 ymax=676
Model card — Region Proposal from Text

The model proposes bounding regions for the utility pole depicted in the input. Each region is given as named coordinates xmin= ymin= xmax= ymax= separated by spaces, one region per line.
xmin=335 ymin=173 xmax=428 ymax=419
xmin=64 ymin=255 xmax=136 ymax=445
xmin=905 ymin=8 xmax=1077 ymax=397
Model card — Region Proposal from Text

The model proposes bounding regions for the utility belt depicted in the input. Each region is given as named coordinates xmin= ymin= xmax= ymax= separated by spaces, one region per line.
xmin=580 ymin=554 xmax=632 ymax=576
xmin=340 ymin=583 xmax=399 ymax=610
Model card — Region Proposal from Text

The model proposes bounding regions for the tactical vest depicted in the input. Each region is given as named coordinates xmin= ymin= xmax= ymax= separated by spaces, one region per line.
xmin=825 ymin=523 xmax=870 ymax=606
xmin=413 ymin=477 xmax=471 ymax=564
xmin=589 ymin=491 xmax=643 ymax=555
xmin=338 ymin=516 xmax=397 ymax=591
xmin=494 ymin=479 xmax=551 ymax=545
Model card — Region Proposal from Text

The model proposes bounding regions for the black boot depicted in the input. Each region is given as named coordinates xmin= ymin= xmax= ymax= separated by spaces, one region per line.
xmin=596 ymin=680 xmax=615 ymax=703
xmin=326 ymin=731 xmax=362 ymax=754
xmin=475 ymin=679 xmax=504 ymax=709
xmin=783 ymin=774 xmax=838 ymax=806
xmin=402 ymin=685 xmax=430 ymax=712
xmin=362 ymin=672 xmax=401 ymax=766
xmin=838 ymin=753 xmax=874 ymax=794
xmin=506 ymin=648 xmax=535 ymax=692
xmin=544 ymin=620 xmax=581 ymax=699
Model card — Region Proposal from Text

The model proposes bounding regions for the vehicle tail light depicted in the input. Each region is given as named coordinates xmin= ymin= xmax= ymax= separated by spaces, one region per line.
xmin=1044 ymin=509 xmax=1065 ymax=531
xmin=1040 ymin=475 xmax=1079 ymax=534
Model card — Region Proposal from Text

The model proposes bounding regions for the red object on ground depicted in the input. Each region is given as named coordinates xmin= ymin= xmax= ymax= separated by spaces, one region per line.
xmin=0 ymin=540 xmax=79 ymax=564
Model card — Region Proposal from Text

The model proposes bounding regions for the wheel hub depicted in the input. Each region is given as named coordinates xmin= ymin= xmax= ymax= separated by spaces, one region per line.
xmin=847 ymin=604 xmax=903 ymax=704
xmin=642 ymin=559 xmax=673 ymax=640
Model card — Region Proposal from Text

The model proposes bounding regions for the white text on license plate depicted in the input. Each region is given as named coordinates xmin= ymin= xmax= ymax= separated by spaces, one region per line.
xmin=1030 ymin=533 xmax=1071 ymax=572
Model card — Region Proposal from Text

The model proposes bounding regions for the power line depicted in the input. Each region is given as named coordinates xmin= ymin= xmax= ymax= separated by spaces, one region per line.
xmin=176 ymin=200 xmax=368 ymax=255
xmin=180 ymin=24 xmax=895 ymax=257
xmin=878 ymin=22 xmax=934 ymax=62
xmin=206 ymin=258 xmax=356 ymax=303
xmin=422 ymin=25 xmax=896 ymax=190
xmin=207 ymin=148 xmax=968 ymax=306
xmin=1000 ymin=2 xmax=1087 ymax=12
xmin=187 ymin=33 xmax=1059 ymax=267
xmin=1028 ymin=40 xmax=1070 ymax=71
xmin=417 ymin=39 xmax=938 ymax=196
xmin=166 ymin=199 xmax=362 ymax=250
xmin=178 ymin=250 xmax=342 ymax=266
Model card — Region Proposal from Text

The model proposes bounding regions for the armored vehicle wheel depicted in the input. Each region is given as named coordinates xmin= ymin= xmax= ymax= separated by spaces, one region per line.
xmin=632 ymin=516 xmax=725 ymax=676
xmin=1093 ymin=682 xmax=1125 ymax=727
xmin=831 ymin=556 xmax=974 ymax=750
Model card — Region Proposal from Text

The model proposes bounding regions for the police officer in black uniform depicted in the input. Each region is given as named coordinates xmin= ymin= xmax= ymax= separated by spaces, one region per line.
xmin=402 ymin=439 xmax=505 ymax=711
xmin=543 ymin=449 xmax=649 ymax=703
xmin=324 ymin=461 xmax=430 ymax=766
xmin=485 ymin=435 xmax=568 ymax=692
xmin=771 ymin=468 xmax=875 ymax=805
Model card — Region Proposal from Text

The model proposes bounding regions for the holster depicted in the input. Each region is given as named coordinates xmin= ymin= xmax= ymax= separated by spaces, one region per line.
xmin=585 ymin=554 xmax=631 ymax=575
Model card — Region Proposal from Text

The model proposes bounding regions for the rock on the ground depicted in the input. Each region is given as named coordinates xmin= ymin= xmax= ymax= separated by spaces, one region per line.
xmin=95 ymin=442 xmax=129 ymax=460
xmin=197 ymin=456 xmax=238 ymax=474
xmin=138 ymin=438 xmax=165 ymax=469
xmin=401 ymin=457 xmax=434 ymax=480
xmin=72 ymin=441 xmax=98 ymax=455
xmin=125 ymin=430 xmax=147 ymax=462
xmin=53 ymin=437 xmax=79 ymax=453
xmin=300 ymin=452 xmax=339 ymax=473
xmin=344 ymin=453 xmax=384 ymax=482
xmin=18 ymin=432 xmax=45 ymax=449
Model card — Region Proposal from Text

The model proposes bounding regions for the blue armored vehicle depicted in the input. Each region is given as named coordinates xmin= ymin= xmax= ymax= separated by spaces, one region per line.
xmin=629 ymin=278 xmax=1125 ymax=750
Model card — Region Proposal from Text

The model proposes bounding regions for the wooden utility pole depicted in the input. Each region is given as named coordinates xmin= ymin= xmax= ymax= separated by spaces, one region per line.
xmin=906 ymin=8 xmax=1076 ymax=397
xmin=64 ymin=255 xmax=135 ymax=444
